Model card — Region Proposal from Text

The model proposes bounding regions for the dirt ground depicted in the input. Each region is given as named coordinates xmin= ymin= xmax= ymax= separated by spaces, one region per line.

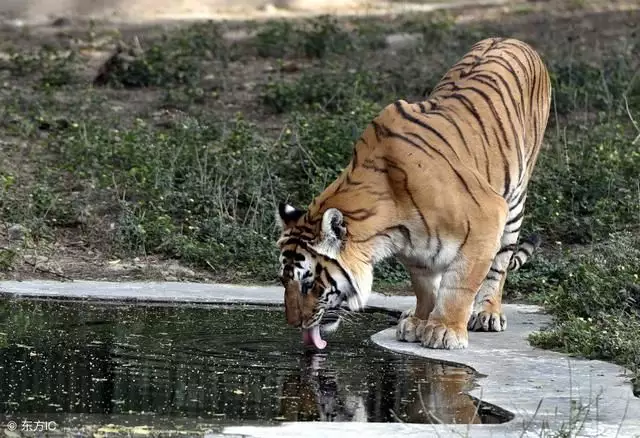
xmin=0 ymin=0 xmax=638 ymax=285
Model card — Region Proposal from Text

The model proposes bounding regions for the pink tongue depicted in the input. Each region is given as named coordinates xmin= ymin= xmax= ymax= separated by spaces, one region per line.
xmin=302 ymin=325 xmax=327 ymax=350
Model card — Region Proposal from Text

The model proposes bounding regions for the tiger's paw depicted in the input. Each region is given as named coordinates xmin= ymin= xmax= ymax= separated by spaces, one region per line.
xmin=419 ymin=319 xmax=468 ymax=350
xmin=396 ymin=308 xmax=426 ymax=343
xmin=467 ymin=309 xmax=506 ymax=332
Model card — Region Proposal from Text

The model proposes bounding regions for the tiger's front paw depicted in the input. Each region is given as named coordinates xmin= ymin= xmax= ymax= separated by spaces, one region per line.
xmin=396 ymin=308 xmax=427 ymax=343
xmin=419 ymin=319 xmax=468 ymax=350
xmin=468 ymin=301 xmax=506 ymax=332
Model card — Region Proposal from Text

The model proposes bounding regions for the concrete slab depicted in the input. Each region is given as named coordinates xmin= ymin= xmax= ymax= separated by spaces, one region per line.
xmin=0 ymin=280 xmax=639 ymax=437
xmin=0 ymin=279 xmax=416 ymax=311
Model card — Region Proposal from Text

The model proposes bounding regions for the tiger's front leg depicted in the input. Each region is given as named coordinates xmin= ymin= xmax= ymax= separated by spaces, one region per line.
xmin=418 ymin=215 xmax=506 ymax=349
xmin=417 ymin=256 xmax=493 ymax=349
xmin=396 ymin=267 xmax=440 ymax=342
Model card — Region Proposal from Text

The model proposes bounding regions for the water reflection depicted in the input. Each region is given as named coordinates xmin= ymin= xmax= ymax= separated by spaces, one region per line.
xmin=0 ymin=299 xmax=511 ymax=425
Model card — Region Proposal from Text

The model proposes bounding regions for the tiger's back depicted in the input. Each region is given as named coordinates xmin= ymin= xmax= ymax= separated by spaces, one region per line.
xmin=417 ymin=37 xmax=550 ymax=199
xmin=277 ymin=37 xmax=552 ymax=350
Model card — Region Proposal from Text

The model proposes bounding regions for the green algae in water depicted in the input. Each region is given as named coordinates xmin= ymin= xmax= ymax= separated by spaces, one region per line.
xmin=0 ymin=299 xmax=511 ymax=426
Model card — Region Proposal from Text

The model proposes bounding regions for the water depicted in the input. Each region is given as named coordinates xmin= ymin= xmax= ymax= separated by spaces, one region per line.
xmin=0 ymin=298 xmax=511 ymax=430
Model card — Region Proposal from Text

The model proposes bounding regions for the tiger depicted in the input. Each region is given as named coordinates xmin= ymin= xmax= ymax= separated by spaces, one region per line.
xmin=276 ymin=37 xmax=552 ymax=350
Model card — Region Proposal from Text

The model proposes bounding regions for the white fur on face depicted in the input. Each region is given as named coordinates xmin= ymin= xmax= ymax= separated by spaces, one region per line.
xmin=321 ymin=318 xmax=341 ymax=333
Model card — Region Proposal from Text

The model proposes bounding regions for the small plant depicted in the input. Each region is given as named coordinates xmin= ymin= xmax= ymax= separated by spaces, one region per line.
xmin=525 ymin=120 xmax=640 ymax=244
xmin=94 ymin=22 xmax=225 ymax=88
xmin=396 ymin=11 xmax=456 ymax=43
xmin=1 ymin=45 xmax=78 ymax=87
xmin=253 ymin=15 xmax=352 ymax=59
xmin=549 ymin=56 xmax=640 ymax=116
xmin=0 ymin=248 xmax=19 ymax=271
xmin=261 ymin=69 xmax=385 ymax=113
xmin=521 ymin=233 xmax=640 ymax=388
xmin=299 ymin=15 xmax=352 ymax=58
xmin=254 ymin=21 xmax=296 ymax=58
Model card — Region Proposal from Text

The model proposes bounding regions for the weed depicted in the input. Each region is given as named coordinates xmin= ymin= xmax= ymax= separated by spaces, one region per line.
xmin=299 ymin=15 xmax=353 ymax=58
xmin=515 ymin=233 xmax=640 ymax=388
xmin=525 ymin=119 xmax=640 ymax=244
xmin=1 ymin=45 xmax=78 ymax=87
xmin=0 ymin=248 xmax=18 ymax=271
xmin=94 ymin=21 xmax=227 ymax=88
xmin=549 ymin=56 xmax=640 ymax=116
xmin=261 ymin=69 xmax=385 ymax=114
xmin=254 ymin=16 xmax=354 ymax=59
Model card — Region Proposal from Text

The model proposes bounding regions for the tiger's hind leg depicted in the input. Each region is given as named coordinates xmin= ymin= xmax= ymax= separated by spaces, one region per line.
xmin=396 ymin=267 xmax=440 ymax=343
xmin=468 ymin=201 xmax=541 ymax=332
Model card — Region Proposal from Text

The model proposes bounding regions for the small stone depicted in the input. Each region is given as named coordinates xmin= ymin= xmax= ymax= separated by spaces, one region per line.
xmin=7 ymin=224 xmax=28 ymax=241
xmin=165 ymin=263 xmax=195 ymax=277
xmin=385 ymin=33 xmax=422 ymax=51
xmin=51 ymin=17 xmax=72 ymax=27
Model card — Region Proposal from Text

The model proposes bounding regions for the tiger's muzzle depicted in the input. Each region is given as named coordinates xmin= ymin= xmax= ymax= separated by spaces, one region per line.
xmin=283 ymin=279 xmax=318 ymax=328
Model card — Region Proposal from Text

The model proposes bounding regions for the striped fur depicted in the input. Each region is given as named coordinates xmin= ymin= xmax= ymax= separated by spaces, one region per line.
xmin=276 ymin=37 xmax=551 ymax=349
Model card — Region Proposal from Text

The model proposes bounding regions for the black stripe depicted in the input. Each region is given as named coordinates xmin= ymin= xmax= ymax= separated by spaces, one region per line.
xmin=458 ymin=219 xmax=472 ymax=254
xmin=504 ymin=225 xmax=521 ymax=235
xmin=388 ymin=126 xmax=483 ymax=209
xmin=510 ymin=188 xmax=528 ymax=210
xmin=352 ymin=225 xmax=413 ymax=246
xmin=447 ymin=92 xmax=493 ymax=175
xmin=383 ymin=157 xmax=432 ymax=237
xmin=516 ymin=245 xmax=534 ymax=258
xmin=455 ymin=86 xmax=512 ymax=154
xmin=427 ymin=109 xmax=475 ymax=161
xmin=340 ymin=208 xmax=376 ymax=221
xmin=430 ymin=231 xmax=443 ymax=265
xmin=474 ymin=71 xmax=523 ymax=125
xmin=394 ymin=101 xmax=462 ymax=160
xmin=471 ymin=75 xmax=521 ymax=150
xmin=371 ymin=120 xmax=388 ymax=141
xmin=362 ymin=158 xmax=389 ymax=174
xmin=485 ymin=55 xmax=528 ymax=109
xmin=497 ymin=243 xmax=518 ymax=255
xmin=506 ymin=209 xmax=525 ymax=226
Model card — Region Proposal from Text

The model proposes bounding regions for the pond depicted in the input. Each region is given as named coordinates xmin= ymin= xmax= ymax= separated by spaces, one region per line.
xmin=0 ymin=298 xmax=512 ymax=432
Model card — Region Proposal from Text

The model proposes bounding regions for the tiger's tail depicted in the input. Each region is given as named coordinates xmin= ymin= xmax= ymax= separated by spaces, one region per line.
xmin=508 ymin=234 xmax=542 ymax=272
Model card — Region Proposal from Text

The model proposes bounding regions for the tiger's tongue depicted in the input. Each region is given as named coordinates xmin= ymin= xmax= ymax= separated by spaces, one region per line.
xmin=302 ymin=325 xmax=327 ymax=350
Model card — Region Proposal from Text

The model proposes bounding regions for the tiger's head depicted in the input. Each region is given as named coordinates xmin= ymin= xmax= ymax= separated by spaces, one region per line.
xmin=276 ymin=202 xmax=366 ymax=349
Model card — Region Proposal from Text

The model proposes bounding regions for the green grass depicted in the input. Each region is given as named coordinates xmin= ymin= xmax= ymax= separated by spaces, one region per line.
xmin=93 ymin=21 xmax=229 ymax=88
xmin=507 ymin=232 xmax=640 ymax=395
xmin=0 ymin=5 xmax=639 ymax=392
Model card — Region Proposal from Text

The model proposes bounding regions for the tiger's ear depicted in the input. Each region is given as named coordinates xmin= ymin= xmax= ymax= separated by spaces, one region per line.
xmin=276 ymin=202 xmax=306 ymax=229
xmin=321 ymin=208 xmax=346 ymax=244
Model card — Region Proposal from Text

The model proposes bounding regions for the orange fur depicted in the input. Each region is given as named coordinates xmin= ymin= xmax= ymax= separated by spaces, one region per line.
xmin=277 ymin=37 xmax=551 ymax=349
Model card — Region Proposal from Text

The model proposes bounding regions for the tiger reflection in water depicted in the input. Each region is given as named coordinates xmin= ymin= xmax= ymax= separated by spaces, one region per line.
xmin=279 ymin=354 xmax=368 ymax=422
xmin=278 ymin=353 xmax=489 ymax=424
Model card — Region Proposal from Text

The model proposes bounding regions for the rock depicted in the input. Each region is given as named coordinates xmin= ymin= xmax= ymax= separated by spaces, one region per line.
xmin=385 ymin=33 xmax=423 ymax=51
xmin=93 ymin=38 xmax=145 ymax=88
xmin=7 ymin=224 xmax=28 ymax=241
xmin=51 ymin=17 xmax=71 ymax=27
xmin=164 ymin=263 xmax=195 ymax=277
